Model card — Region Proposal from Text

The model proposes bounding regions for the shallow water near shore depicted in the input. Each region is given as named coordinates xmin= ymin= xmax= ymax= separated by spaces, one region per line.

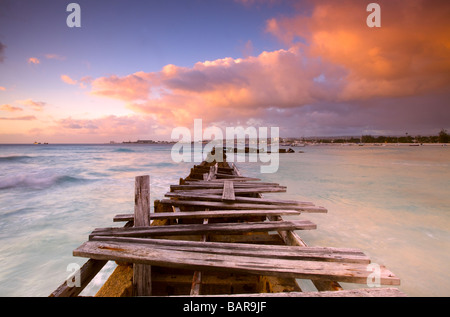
xmin=0 ymin=144 xmax=449 ymax=296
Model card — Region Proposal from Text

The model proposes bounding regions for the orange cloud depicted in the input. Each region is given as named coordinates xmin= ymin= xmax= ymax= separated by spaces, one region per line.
xmin=92 ymin=48 xmax=326 ymax=127
xmin=27 ymin=57 xmax=40 ymax=64
xmin=61 ymin=74 xmax=77 ymax=85
xmin=0 ymin=86 xmax=6 ymax=91
xmin=0 ymin=115 xmax=36 ymax=121
xmin=91 ymin=71 xmax=154 ymax=101
xmin=1 ymin=104 xmax=23 ymax=112
xmin=266 ymin=0 xmax=450 ymax=100
xmin=17 ymin=99 xmax=46 ymax=111
xmin=88 ymin=0 xmax=450 ymax=134
xmin=45 ymin=54 xmax=65 ymax=60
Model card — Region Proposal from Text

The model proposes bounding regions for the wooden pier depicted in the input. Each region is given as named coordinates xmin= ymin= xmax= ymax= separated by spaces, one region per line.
xmin=50 ymin=156 xmax=404 ymax=297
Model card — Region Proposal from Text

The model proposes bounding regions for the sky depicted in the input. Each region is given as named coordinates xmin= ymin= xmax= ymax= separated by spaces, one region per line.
xmin=0 ymin=0 xmax=449 ymax=143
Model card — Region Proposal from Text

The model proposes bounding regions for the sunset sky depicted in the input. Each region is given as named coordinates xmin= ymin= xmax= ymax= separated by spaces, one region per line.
xmin=0 ymin=0 xmax=449 ymax=143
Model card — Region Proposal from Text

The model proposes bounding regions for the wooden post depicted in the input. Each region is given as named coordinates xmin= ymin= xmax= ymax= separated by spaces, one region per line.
xmin=190 ymin=209 xmax=209 ymax=296
xmin=133 ymin=175 xmax=152 ymax=296
xmin=134 ymin=176 xmax=150 ymax=227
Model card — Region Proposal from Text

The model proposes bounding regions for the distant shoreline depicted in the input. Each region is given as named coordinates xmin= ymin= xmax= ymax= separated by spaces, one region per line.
xmin=0 ymin=142 xmax=448 ymax=147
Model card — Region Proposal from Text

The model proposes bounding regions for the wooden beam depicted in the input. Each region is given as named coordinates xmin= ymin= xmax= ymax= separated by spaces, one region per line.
xmin=190 ymin=288 xmax=407 ymax=297
xmin=133 ymin=175 xmax=152 ymax=296
xmin=114 ymin=209 xmax=302 ymax=222
xmin=190 ymin=215 xmax=209 ymax=296
xmin=209 ymin=234 xmax=284 ymax=244
xmin=181 ymin=181 xmax=280 ymax=187
xmin=90 ymin=220 xmax=317 ymax=239
xmin=169 ymin=186 xmax=287 ymax=196
xmin=159 ymin=199 xmax=312 ymax=211
xmin=190 ymin=177 xmax=262 ymax=182
xmin=134 ymin=176 xmax=150 ymax=227
xmin=164 ymin=193 xmax=326 ymax=212
xmin=73 ymin=240 xmax=401 ymax=285
xmin=89 ymin=236 xmax=370 ymax=264
xmin=222 ymin=181 xmax=235 ymax=201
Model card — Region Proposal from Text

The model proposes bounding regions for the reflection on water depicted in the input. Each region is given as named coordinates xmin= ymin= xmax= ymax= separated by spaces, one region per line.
xmin=0 ymin=144 xmax=449 ymax=296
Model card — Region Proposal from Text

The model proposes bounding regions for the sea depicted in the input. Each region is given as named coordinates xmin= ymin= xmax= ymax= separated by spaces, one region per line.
xmin=0 ymin=143 xmax=448 ymax=297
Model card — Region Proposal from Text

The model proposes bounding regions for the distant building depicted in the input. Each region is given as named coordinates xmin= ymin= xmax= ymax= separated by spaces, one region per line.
xmin=136 ymin=140 xmax=156 ymax=144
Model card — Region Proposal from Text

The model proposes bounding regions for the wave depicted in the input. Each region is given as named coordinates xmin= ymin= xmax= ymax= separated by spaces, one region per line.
xmin=0 ymin=155 xmax=34 ymax=163
xmin=113 ymin=148 xmax=135 ymax=153
xmin=0 ymin=174 xmax=89 ymax=190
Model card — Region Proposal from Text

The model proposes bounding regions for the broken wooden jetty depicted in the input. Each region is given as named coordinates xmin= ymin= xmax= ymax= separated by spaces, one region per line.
xmin=50 ymin=155 xmax=404 ymax=297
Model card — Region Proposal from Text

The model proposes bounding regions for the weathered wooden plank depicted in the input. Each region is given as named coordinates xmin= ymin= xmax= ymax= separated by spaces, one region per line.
xmin=191 ymin=177 xmax=261 ymax=182
xmin=209 ymin=234 xmax=285 ymax=244
xmin=133 ymin=175 xmax=151 ymax=296
xmin=182 ymin=181 xmax=280 ymax=187
xmin=49 ymin=259 xmax=108 ymax=297
xmin=114 ymin=209 xmax=302 ymax=222
xmin=155 ymin=209 xmax=301 ymax=219
xmin=215 ymin=172 xmax=246 ymax=178
xmin=170 ymin=182 xmax=286 ymax=192
xmin=169 ymin=186 xmax=287 ymax=196
xmin=190 ymin=271 xmax=203 ymax=296
xmin=73 ymin=241 xmax=400 ymax=285
xmin=134 ymin=176 xmax=150 ymax=227
xmin=222 ymin=181 xmax=235 ymax=201
xmin=193 ymin=288 xmax=407 ymax=297
xmin=164 ymin=193 xmax=326 ymax=212
xmin=159 ymin=199 xmax=315 ymax=211
xmin=89 ymin=236 xmax=370 ymax=264
xmin=90 ymin=220 xmax=317 ymax=238
xmin=190 ymin=216 xmax=209 ymax=296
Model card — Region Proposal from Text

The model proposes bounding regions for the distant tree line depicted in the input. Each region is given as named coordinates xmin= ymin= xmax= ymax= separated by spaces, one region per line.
xmin=310 ymin=129 xmax=449 ymax=144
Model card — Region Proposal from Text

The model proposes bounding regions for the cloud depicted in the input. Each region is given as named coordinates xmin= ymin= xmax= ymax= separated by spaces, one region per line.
xmin=33 ymin=115 xmax=166 ymax=141
xmin=88 ymin=0 xmax=450 ymax=136
xmin=60 ymin=74 xmax=92 ymax=88
xmin=45 ymin=54 xmax=66 ymax=60
xmin=265 ymin=0 xmax=450 ymax=100
xmin=0 ymin=86 xmax=6 ymax=91
xmin=90 ymin=71 xmax=153 ymax=101
xmin=61 ymin=74 xmax=77 ymax=85
xmin=0 ymin=104 xmax=23 ymax=112
xmin=91 ymin=47 xmax=336 ymax=127
xmin=0 ymin=115 xmax=36 ymax=121
xmin=17 ymin=99 xmax=46 ymax=111
xmin=27 ymin=57 xmax=40 ymax=64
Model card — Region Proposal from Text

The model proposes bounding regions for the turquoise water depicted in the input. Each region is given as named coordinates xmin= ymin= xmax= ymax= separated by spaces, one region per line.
xmin=0 ymin=144 xmax=449 ymax=296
